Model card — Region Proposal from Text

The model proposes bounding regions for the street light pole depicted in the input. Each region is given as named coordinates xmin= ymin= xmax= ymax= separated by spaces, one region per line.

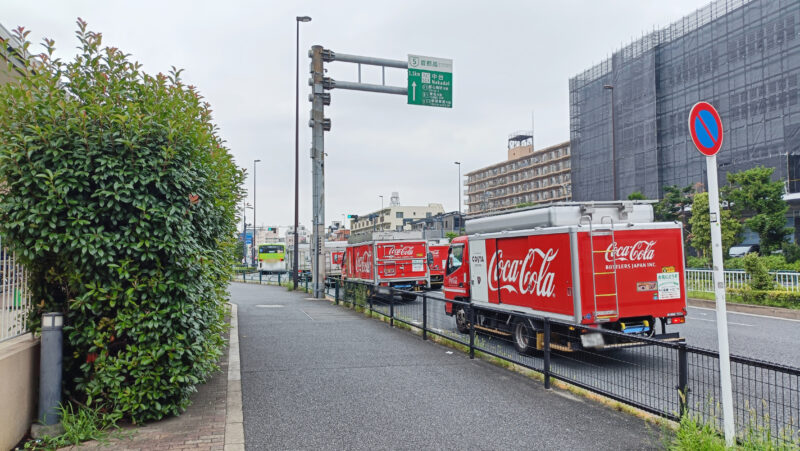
xmin=253 ymin=159 xmax=261 ymax=268
xmin=294 ymin=15 xmax=311 ymax=290
xmin=603 ymin=85 xmax=617 ymax=200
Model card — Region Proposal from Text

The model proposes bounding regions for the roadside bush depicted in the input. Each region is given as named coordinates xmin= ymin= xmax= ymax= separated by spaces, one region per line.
xmin=0 ymin=22 xmax=244 ymax=422
xmin=781 ymin=242 xmax=800 ymax=264
xmin=741 ymin=253 xmax=775 ymax=290
xmin=728 ymin=289 xmax=800 ymax=309
xmin=685 ymin=256 xmax=710 ymax=269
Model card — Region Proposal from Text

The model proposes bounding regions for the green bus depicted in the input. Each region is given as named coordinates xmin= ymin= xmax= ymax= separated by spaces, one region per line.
xmin=257 ymin=243 xmax=287 ymax=274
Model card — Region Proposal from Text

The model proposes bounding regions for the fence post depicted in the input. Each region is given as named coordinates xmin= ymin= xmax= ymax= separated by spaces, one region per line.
xmin=242 ymin=271 xmax=245 ymax=282
xmin=259 ymin=271 xmax=262 ymax=284
xmin=369 ymin=289 xmax=373 ymax=313
xmin=305 ymin=276 xmax=308 ymax=293
xmin=543 ymin=317 xmax=551 ymax=389
xmin=678 ymin=343 xmax=688 ymax=417
xmin=278 ymin=273 xmax=281 ymax=285
xmin=422 ymin=294 xmax=427 ymax=341
xmin=390 ymin=294 xmax=395 ymax=328
xmin=469 ymin=307 xmax=475 ymax=360
xmin=335 ymin=280 xmax=340 ymax=305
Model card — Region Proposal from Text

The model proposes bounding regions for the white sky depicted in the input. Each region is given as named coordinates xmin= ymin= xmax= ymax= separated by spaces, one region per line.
xmin=6 ymin=0 xmax=710 ymax=231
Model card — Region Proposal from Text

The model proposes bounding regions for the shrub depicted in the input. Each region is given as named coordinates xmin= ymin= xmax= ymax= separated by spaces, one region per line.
xmin=782 ymin=242 xmax=800 ymax=264
xmin=685 ymin=256 xmax=710 ymax=269
xmin=0 ymin=22 xmax=244 ymax=422
xmin=741 ymin=253 xmax=775 ymax=290
xmin=728 ymin=289 xmax=800 ymax=309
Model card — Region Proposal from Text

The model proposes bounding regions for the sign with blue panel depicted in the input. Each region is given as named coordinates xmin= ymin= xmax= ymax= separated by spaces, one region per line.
xmin=688 ymin=101 xmax=723 ymax=156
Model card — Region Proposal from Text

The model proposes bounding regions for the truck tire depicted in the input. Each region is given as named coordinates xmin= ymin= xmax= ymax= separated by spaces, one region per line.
xmin=455 ymin=306 xmax=470 ymax=334
xmin=513 ymin=319 xmax=534 ymax=354
xmin=401 ymin=292 xmax=417 ymax=302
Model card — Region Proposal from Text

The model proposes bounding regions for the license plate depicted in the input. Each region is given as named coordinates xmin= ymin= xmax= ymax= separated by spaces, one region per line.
xmin=581 ymin=333 xmax=605 ymax=348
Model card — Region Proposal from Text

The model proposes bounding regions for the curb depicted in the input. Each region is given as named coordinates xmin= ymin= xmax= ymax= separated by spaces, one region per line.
xmin=688 ymin=297 xmax=800 ymax=320
xmin=224 ymin=303 xmax=245 ymax=451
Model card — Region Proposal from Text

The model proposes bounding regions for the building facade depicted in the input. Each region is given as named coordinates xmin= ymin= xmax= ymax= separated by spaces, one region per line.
xmin=464 ymin=136 xmax=571 ymax=215
xmin=349 ymin=203 xmax=445 ymax=235
xmin=408 ymin=211 xmax=464 ymax=240
xmin=569 ymin=0 xmax=800 ymax=201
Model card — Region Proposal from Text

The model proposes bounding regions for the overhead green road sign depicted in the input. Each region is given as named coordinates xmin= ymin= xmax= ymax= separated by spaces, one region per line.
xmin=408 ymin=54 xmax=452 ymax=108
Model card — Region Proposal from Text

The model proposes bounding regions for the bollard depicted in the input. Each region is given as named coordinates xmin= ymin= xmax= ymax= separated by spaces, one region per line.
xmin=304 ymin=276 xmax=308 ymax=293
xmin=335 ymin=280 xmax=340 ymax=305
xmin=259 ymin=271 xmax=262 ymax=284
xmin=38 ymin=313 xmax=63 ymax=426
xmin=390 ymin=297 xmax=394 ymax=328
xmin=278 ymin=273 xmax=281 ymax=286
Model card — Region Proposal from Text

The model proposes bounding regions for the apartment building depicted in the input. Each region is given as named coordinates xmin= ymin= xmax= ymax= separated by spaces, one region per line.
xmin=465 ymin=134 xmax=571 ymax=215
xmin=349 ymin=203 xmax=445 ymax=236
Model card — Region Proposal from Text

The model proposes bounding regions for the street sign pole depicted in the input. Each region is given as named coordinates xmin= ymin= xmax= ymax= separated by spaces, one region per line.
xmin=310 ymin=45 xmax=326 ymax=298
xmin=689 ymin=101 xmax=734 ymax=446
xmin=705 ymin=154 xmax=735 ymax=446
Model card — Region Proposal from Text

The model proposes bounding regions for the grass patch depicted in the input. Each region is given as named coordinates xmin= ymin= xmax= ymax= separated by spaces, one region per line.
xmin=23 ymin=403 xmax=124 ymax=450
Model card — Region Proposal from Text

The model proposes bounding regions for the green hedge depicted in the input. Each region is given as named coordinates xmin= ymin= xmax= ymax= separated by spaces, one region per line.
xmin=0 ymin=22 xmax=244 ymax=422
xmin=726 ymin=289 xmax=800 ymax=309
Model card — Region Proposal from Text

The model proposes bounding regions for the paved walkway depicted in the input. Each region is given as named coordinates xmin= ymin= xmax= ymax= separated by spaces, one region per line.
xmin=234 ymin=283 xmax=661 ymax=450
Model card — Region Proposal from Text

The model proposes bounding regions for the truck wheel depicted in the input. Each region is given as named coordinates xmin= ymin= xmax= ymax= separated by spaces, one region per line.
xmin=455 ymin=306 xmax=469 ymax=334
xmin=401 ymin=292 xmax=417 ymax=302
xmin=513 ymin=319 xmax=534 ymax=354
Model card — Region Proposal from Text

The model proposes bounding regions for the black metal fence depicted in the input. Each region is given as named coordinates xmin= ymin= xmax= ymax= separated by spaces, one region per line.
xmin=327 ymin=279 xmax=800 ymax=446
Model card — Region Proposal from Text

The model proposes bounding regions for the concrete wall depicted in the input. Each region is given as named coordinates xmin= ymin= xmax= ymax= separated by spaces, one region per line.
xmin=0 ymin=333 xmax=39 ymax=450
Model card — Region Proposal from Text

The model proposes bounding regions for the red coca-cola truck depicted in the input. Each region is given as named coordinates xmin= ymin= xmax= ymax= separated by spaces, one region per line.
xmin=427 ymin=242 xmax=450 ymax=288
xmin=444 ymin=202 xmax=687 ymax=352
xmin=342 ymin=231 xmax=430 ymax=300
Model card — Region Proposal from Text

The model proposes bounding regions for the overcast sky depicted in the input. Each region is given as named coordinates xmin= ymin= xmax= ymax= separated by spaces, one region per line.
xmin=7 ymin=0 xmax=710 ymax=231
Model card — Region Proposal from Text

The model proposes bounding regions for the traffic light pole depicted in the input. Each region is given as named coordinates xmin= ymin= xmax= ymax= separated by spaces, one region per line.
xmin=308 ymin=46 xmax=409 ymax=299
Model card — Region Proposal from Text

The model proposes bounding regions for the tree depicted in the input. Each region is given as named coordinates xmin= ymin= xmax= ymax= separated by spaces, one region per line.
xmin=627 ymin=191 xmax=645 ymax=200
xmin=445 ymin=231 xmax=459 ymax=242
xmin=724 ymin=166 xmax=792 ymax=254
xmin=0 ymin=22 xmax=245 ymax=422
xmin=653 ymin=185 xmax=694 ymax=223
xmin=688 ymin=192 xmax=741 ymax=258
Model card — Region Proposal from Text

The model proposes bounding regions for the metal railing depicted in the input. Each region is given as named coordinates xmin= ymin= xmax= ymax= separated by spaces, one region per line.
xmin=327 ymin=280 xmax=799 ymax=446
xmin=0 ymin=248 xmax=31 ymax=342
xmin=685 ymin=268 xmax=800 ymax=292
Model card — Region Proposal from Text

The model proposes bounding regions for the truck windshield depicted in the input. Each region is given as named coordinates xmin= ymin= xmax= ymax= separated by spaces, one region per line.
xmin=259 ymin=245 xmax=284 ymax=254
xmin=446 ymin=245 xmax=463 ymax=275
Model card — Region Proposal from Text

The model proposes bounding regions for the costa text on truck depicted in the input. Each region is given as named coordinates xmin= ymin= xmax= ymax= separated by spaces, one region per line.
xmin=443 ymin=201 xmax=687 ymax=353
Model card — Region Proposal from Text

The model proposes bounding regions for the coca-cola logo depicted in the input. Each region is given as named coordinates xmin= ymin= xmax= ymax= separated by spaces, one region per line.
xmin=487 ymin=248 xmax=558 ymax=296
xmin=388 ymin=246 xmax=415 ymax=257
xmin=605 ymin=241 xmax=656 ymax=263
xmin=356 ymin=250 xmax=372 ymax=273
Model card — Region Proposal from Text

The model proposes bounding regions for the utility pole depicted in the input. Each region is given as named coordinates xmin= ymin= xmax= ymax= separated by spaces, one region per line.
xmin=253 ymin=159 xmax=260 ymax=267
xmin=309 ymin=45 xmax=329 ymax=298
xmin=293 ymin=15 xmax=311 ymax=290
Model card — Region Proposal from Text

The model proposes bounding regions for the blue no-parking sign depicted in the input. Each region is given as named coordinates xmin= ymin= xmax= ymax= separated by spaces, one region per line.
xmin=688 ymin=101 xmax=723 ymax=156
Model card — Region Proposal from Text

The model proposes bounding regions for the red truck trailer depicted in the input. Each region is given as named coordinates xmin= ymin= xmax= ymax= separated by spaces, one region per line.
xmin=444 ymin=202 xmax=687 ymax=352
xmin=427 ymin=242 xmax=450 ymax=288
xmin=342 ymin=231 xmax=430 ymax=301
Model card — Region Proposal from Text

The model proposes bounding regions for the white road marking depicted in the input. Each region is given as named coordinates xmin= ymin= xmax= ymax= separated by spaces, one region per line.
xmin=256 ymin=304 xmax=284 ymax=308
xmin=301 ymin=309 xmax=314 ymax=320
xmin=688 ymin=306 xmax=800 ymax=323
xmin=690 ymin=317 xmax=753 ymax=327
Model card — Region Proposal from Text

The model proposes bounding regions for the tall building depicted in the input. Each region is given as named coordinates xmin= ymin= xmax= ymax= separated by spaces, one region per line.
xmin=569 ymin=0 xmax=800 ymax=202
xmin=464 ymin=134 xmax=571 ymax=215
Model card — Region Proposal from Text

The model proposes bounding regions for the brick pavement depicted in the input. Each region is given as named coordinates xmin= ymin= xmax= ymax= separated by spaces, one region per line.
xmin=63 ymin=308 xmax=238 ymax=451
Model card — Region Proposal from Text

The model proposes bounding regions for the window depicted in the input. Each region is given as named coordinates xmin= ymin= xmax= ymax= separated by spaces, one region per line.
xmin=259 ymin=245 xmax=284 ymax=254
xmin=446 ymin=244 xmax=464 ymax=275
xmin=426 ymin=212 xmax=432 ymax=218
xmin=396 ymin=212 xmax=403 ymax=219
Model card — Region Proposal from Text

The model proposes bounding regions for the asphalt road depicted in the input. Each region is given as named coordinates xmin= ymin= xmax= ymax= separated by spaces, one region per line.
xmin=231 ymin=282 xmax=660 ymax=450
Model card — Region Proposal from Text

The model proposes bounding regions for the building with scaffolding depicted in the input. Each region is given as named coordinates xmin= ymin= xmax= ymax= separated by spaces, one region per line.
xmin=569 ymin=0 xmax=800 ymax=204
xmin=464 ymin=133 xmax=571 ymax=215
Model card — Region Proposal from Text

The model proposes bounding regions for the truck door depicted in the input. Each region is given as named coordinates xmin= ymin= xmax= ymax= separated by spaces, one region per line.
xmin=444 ymin=241 xmax=469 ymax=300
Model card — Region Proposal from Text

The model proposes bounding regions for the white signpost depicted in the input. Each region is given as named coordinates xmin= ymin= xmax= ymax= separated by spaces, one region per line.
xmin=688 ymin=101 xmax=735 ymax=446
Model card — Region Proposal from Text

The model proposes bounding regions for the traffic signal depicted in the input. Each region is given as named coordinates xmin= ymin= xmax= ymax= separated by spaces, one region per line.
xmin=347 ymin=214 xmax=358 ymax=220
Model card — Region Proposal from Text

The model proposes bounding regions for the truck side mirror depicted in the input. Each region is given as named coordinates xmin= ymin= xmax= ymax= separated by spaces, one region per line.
xmin=426 ymin=252 xmax=434 ymax=267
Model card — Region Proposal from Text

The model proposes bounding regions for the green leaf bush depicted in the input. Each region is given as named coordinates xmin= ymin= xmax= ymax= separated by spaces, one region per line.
xmin=0 ymin=21 xmax=244 ymax=422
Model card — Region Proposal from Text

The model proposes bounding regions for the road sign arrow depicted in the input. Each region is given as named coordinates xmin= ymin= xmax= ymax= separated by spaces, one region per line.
xmin=411 ymin=81 xmax=417 ymax=101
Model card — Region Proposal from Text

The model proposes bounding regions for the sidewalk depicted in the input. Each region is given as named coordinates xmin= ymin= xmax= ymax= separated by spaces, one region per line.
xmin=234 ymin=283 xmax=661 ymax=450
xmin=64 ymin=305 xmax=243 ymax=451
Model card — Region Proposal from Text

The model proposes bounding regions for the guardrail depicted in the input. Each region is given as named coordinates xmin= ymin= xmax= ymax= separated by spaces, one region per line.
xmin=0 ymin=248 xmax=31 ymax=343
xmin=328 ymin=280 xmax=799 ymax=446
xmin=685 ymin=268 xmax=800 ymax=292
